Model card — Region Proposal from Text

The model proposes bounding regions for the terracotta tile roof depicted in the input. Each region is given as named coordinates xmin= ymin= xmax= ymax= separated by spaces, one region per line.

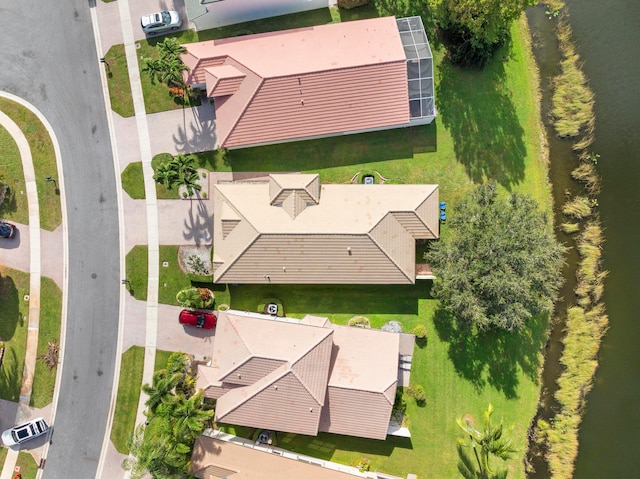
xmin=327 ymin=325 xmax=399 ymax=393
xmin=182 ymin=17 xmax=412 ymax=148
xmin=205 ymin=65 xmax=246 ymax=97
xmin=200 ymin=310 xmax=406 ymax=440
xmin=212 ymin=174 xmax=439 ymax=284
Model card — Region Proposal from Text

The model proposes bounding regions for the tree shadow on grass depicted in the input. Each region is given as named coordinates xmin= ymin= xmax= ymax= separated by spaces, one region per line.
xmin=436 ymin=40 xmax=527 ymax=191
xmin=433 ymin=307 xmax=547 ymax=399
xmin=0 ymin=348 xmax=21 ymax=401
xmin=225 ymin=124 xmax=436 ymax=173
xmin=0 ymin=274 xmax=20 ymax=345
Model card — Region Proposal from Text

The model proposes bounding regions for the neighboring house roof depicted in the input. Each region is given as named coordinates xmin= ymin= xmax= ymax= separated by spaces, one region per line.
xmin=181 ymin=16 xmax=412 ymax=148
xmin=212 ymin=174 xmax=439 ymax=284
xmin=210 ymin=311 xmax=334 ymax=436
xmin=199 ymin=310 xmax=407 ymax=440
xmin=319 ymin=325 xmax=399 ymax=439
xmin=191 ymin=435 xmax=376 ymax=479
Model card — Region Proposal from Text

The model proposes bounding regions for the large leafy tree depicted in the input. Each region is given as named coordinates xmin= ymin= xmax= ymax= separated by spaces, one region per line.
xmin=426 ymin=183 xmax=565 ymax=331
xmin=431 ymin=0 xmax=536 ymax=66
xmin=457 ymin=404 xmax=515 ymax=478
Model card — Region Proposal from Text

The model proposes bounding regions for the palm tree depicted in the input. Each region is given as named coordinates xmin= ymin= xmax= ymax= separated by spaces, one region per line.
xmin=170 ymin=154 xmax=201 ymax=196
xmin=142 ymin=370 xmax=182 ymax=413
xmin=160 ymin=57 xmax=188 ymax=88
xmin=171 ymin=390 xmax=214 ymax=442
xmin=158 ymin=37 xmax=186 ymax=61
xmin=141 ymin=58 xmax=165 ymax=86
xmin=456 ymin=404 xmax=516 ymax=477
xmin=153 ymin=161 xmax=178 ymax=190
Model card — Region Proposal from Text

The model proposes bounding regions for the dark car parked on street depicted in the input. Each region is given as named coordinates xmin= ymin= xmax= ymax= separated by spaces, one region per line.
xmin=0 ymin=222 xmax=16 ymax=239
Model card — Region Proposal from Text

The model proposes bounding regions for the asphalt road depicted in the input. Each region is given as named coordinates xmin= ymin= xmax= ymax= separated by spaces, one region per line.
xmin=0 ymin=1 xmax=120 ymax=478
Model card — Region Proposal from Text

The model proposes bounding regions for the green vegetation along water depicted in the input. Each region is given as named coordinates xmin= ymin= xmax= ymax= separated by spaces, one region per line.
xmin=562 ymin=1 xmax=640 ymax=477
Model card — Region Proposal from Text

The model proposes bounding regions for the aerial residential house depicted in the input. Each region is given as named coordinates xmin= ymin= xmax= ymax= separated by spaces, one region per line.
xmin=184 ymin=0 xmax=330 ymax=32
xmin=212 ymin=173 xmax=439 ymax=284
xmin=197 ymin=310 xmax=416 ymax=440
xmin=181 ymin=16 xmax=435 ymax=149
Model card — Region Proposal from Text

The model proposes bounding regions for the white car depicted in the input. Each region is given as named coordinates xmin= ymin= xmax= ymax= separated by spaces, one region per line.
xmin=1 ymin=418 xmax=49 ymax=447
xmin=141 ymin=10 xmax=182 ymax=35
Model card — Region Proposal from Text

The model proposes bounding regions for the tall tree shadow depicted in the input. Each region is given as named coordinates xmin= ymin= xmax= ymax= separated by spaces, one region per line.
xmin=433 ymin=307 xmax=547 ymax=399
xmin=436 ymin=40 xmax=527 ymax=191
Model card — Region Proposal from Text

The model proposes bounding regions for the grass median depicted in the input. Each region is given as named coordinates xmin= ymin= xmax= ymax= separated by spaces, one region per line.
xmin=111 ymin=346 xmax=145 ymax=454
xmin=0 ymin=97 xmax=62 ymax=231
xmin=31 ymin=277 xmax=62 ymax=408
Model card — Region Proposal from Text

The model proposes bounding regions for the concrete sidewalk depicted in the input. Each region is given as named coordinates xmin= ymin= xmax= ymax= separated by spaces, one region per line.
xmin=0 ymin=100 xmax=60 ymax=479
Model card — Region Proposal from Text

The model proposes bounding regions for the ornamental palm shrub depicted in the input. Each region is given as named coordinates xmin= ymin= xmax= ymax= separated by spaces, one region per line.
xmin=176 ymin=287 xmax=213 ymax=309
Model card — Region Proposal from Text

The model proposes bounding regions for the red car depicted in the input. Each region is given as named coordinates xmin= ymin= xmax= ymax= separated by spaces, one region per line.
xmin=179 ymin=310 xmax=216 ymax=329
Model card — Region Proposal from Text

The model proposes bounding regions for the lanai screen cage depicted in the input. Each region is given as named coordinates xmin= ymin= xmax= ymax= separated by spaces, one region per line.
xmin=397 ymin=16 xmax=435 ymax=122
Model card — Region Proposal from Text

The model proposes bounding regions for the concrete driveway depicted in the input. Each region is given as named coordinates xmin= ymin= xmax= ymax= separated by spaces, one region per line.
xmin=0 ymin=223 xmax=64 ymax=290
xmin=96 ymin=0 xmax=189 ymax=54
xmin=113 ymin=103 xmax=217 ymax=171
xmin=121 ymin=295 xmax=215 ymax=360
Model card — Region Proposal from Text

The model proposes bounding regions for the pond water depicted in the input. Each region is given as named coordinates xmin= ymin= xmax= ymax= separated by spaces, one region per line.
xmin=527 ymin=1 xmax=640 ymax=476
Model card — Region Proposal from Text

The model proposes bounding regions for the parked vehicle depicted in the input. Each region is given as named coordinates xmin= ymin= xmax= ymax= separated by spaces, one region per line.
xmin=0 ymin=222 xmax=16 ymax=239
xmin=179 ymin=310 xmax=216 ymax=329
xmin=141 ymin=11 xmax=181 ymax=35
xmin=2 ymin=418 xmax=49 ymax=447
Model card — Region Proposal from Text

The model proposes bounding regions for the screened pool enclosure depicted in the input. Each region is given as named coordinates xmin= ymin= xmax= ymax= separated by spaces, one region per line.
xmin=397 ymin=16 xmax=436 ymax=123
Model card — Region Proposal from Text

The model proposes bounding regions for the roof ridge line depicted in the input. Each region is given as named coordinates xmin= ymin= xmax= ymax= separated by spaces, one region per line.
xmin=290 ymin=331 xmax=333 ymax=405
xmin=217 ymin=365 xmax=290 ymax=420
xmin=219 ymin=73 xmax=265 ymax=148
xmin=216 ymin=315 xmax=254 ymax=381
xmin=213 ymin=190 xmax=260 ymax=281
xmin=368 ymin=213 xmax=413 ymax=283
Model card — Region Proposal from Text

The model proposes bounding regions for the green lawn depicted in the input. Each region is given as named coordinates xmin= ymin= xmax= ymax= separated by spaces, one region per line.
xmin=111 ymin=346 xmax=145 ymax=454
xmin=126 ymin=245 xmax=230 ymax=307
xmin=0 ymin=98 xmax=62 ymax=231
xmin=105 ymin=44 xmax=134 ymax=118
xmin=30 ymin=277 xmax=62 ymax=408
xmin=0 ymin=268 xmax=31 ymax=402
xmin=154 ymin=349 xmax=175 ymax=372
xmin=0 ymin=124 xmax=29 ymax=224
xmin=0 ymin=449 xmax=39 ymax=479
xmin=121 ymin=161 xmax=145 ymax=199
xmin=16 ymin=449 xmax=39 ymax=478
xmin=125 ymin=245 xmax=149 ymax=301
xmin=111 ymin=347 xmax=178 ymax=454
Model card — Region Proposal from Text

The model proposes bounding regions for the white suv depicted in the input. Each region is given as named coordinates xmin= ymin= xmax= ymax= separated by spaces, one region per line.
xmin=2 ymin=417 xmax=49 ymax=447
xmin=141 ymin=11 xmax=182 ymax=35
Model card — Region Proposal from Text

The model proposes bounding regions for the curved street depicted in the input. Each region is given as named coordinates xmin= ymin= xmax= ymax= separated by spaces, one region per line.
xmin=0 ymin=1 xmax=120 ymax=478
